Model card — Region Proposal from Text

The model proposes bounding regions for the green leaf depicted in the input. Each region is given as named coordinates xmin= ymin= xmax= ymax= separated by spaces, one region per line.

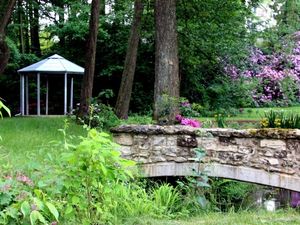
xmin=65 ymin=205 xmax=73 ymax=215
xmin=71 ymin=196 xmax=80 ymax=205
xmin=30 ymin=210 xmax=47 ymax=225
xmin=46 ymin=202 xmax=59 ymax=221
xmin=21 ymin=201 xmax=31 ymax=218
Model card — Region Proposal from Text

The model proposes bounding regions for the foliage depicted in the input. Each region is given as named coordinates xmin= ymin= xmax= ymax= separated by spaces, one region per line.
xmin=0 ymin=172 xmax=59 ymax=225
xmin=261 ymin=110 xmax=300 ymax=128
xmin=155 ymin=94 xmax=179 ymax=125
xmin=57 ymin=128 xmax=137 ymax=224
xmin=152 ymin=183 xmax=181 ymax=217
xmin=0 ymin=99 xmax=10 ymax=118
xmin=177 ymin=148 xmax=211 ymax=214
xmin=214 ymin=114 xmax=227 ymax=128
xmin=208 ymin=178 xmax=258 ymax=212
xmin=179 ymin=98 xmax=200 ymax=118
xmin=78 ymin=102 xmax=120 ymax=130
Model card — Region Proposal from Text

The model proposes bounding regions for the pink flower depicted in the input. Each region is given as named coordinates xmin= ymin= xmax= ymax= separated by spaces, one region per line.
xmin=16 ymin=173 xmax=33 ymax=186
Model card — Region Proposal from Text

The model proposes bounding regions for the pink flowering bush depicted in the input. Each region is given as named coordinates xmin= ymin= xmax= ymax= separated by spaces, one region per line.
xmin=224 ymin=42 xmax=300 ymax=106
xmin=175 ymin=114 xmax=201 ymax=128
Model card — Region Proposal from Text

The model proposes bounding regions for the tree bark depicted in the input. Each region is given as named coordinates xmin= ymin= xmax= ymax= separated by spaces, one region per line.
xmin=153 ymin=0 xmax=180 ymax=124
xmin=0 ymin=0 xmax=16 ymax=74
xmin=115 ymin=0 xmax=144 ymax=119
xmin=78 ymin=0 xmax=100 ymax=117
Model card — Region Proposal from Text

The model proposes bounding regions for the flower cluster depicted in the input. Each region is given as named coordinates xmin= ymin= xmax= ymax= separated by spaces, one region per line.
xmin=225 ymin=42 xmax=300 ymax=106
xmin=175 ymin=114 xmax=201 ymax=128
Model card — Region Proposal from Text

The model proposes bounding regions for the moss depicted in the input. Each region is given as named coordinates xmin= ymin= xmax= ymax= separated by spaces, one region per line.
xmin=249 ymin=128 xmax=297 ymax=139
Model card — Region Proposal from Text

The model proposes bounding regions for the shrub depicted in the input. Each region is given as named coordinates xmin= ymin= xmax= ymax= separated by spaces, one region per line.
xmin=57 ymin=129 xmax=137 ymax=224
xmin=77 ymin=102 xmax=120 ymax=130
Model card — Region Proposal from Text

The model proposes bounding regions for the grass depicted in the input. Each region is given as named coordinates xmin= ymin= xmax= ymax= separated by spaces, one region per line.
xmin=0 ymin=116 xmax=86 ymax=169
xmin=123 ymin=210 xmax=300 ymax=225
xmin=199 ymin=106 xmax=300 ymax=121
xmin=0 ymin=116 xmax=300 ymax=224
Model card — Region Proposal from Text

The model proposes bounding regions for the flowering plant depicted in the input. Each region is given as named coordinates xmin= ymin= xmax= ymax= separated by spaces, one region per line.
xmin=224 ymin=41 xmax=300 ymax=106
xmin=175 ymin=114 xmax=201 ymax=128
xmin=0 ymin=172 xmax=59 ymax=225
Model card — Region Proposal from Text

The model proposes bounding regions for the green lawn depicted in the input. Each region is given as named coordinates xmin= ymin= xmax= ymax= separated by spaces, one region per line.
xmin=0 ymin=116 xmax=300 ymax=224
xmin=0 ymin=116 xmax=86 ymax=169
xmin=124 ymin=210 xmax=300 ymax=225
xmin=200 ymin=106 xmax=300 ymax=121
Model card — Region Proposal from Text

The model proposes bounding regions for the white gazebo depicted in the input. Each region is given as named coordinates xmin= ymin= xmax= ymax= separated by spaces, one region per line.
xmin=18 ymin=54 xmax=84 ymax=115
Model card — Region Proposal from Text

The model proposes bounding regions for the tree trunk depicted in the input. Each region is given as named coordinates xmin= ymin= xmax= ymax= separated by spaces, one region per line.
xmin=29 ymin=0 xmax=41 ymax=56
xmin=153 ymin=0 xmax=180 ymax=124
xmin=78 ymin=0 xmax=100 ymax=117
xmin=115 ymin=0 xmax=144 ymax=119
xmin=0 ymin=0 xmax=16 ymax=74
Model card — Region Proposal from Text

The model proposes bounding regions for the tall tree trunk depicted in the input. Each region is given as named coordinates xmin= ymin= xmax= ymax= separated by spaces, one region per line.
xmin=115 ymin=0 xmax=144 ymax=119
xmin=78 ymin=0 xmax=100 ymax=117
xmin=0 ymin=0 xmax=17 ymax=74
xmin=153 ymin=0 xmax=180 ymax=124
xmin=29 ymin=0 xmax=41 ymax=56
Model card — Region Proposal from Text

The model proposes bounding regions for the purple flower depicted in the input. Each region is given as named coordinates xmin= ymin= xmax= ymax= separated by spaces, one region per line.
xmin=181 ymin=102 xmax=191 ymax=107
xmin=175 ymin=114 xmax=183 ymax=122
xmin=175 ymin=114 xmax=201 ymax=128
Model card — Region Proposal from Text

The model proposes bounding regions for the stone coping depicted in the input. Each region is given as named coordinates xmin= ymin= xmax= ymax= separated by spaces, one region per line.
xmin=111 ymin=125 xmax=300 ymax=139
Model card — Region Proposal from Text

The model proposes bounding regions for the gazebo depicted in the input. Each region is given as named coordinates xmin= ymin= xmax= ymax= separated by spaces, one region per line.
xmin=18 ymin=54 xmax=84 ymax=115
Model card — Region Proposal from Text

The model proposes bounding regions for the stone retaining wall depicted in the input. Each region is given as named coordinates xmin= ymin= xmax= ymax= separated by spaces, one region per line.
xmin=111 ymin=125 xmax=300 ymax=178
xmin=112 ymin=125 xmax=300 ymax=189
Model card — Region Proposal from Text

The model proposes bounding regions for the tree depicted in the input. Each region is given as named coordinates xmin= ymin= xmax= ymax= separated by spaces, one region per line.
xmin=29 ymin=0 xmax=41 ymax=56
xmin=153 ymin=0 xmax=180 ymax=123
xmin=115 ymin=0 xmax=144 ymax=119
xmin=78 ymin=0 xmax=101 ymax=117
xmin=0 ymin=0 xmax=17 ymax=74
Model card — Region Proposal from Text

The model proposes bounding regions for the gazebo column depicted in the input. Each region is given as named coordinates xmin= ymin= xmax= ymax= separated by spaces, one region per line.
xmin=70 ymin=76 xmax=73 ymax=114
xmin=46 ymin=77 xmax=49 ymax=115
xmin=37 ymin=73 xmax=41 ymax=116
xmin=64 ymin=72 xmax=68 ymax=115
xmin=20 ymin=74 xmax=25 ymax=116
xmin=25 ymin=75 xmax=29 ymax=115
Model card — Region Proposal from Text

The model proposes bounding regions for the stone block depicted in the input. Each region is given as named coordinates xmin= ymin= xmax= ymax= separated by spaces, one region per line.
xmin=260 ymin=139 xmax=286 ymax=150
xmin=114 ymin=134 xmax=133 ymax=146
xmin=149 ymin=156 xmax=166 ymax=162
xmin=266 ymin=158 xmax=280 ymax=166
xmin=167 ymin=136 xmax=177 ymax=146
xmin=215 ymin=144 xmax=238 ymax=152
xmin=237 ymin=146 xmax=255 ymax=155
xmin=120 ymin=146 xmax=132 ymax=156
xmin=177 ymin=135 xmax=198 ymax=147
xmin=153 ymin=136 xmax=166 ymax=146
xmin=134 ymin=135 xmax=151 ymax=150
xmin=175 ymin=157 xmax=187 ymax=162
xmin=197 ymin=137 xmax=218 ymax=150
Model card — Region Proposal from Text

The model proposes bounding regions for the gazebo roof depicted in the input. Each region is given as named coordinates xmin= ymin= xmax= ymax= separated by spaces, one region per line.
xmin=18 ymin=54 xmax=84 ymax=75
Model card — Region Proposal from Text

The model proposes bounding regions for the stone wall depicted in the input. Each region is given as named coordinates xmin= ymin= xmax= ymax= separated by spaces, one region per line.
xmin=111 ymin=125 xmax=300 ymax=190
